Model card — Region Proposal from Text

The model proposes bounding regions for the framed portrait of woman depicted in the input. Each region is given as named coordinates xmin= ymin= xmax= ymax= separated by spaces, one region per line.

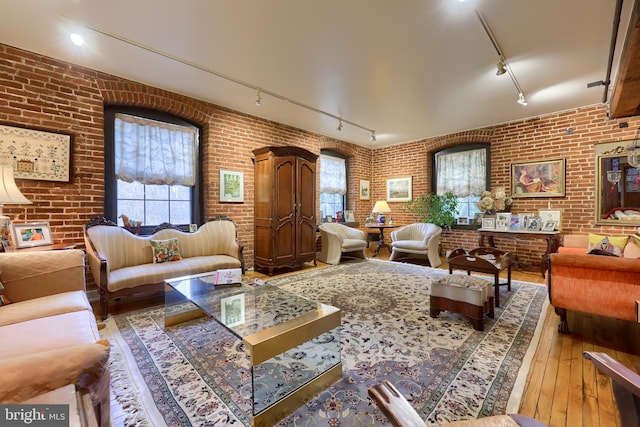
xmin=511 ymin=159 xmax=565 ymax=198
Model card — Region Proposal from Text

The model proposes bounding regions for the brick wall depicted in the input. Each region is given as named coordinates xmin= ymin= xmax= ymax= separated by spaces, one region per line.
xmin=1 ymin=43 xmax=639 ymax=280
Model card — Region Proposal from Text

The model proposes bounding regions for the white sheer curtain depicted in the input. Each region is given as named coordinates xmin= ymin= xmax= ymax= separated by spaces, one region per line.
xmin=320 ymin=154 xmax=347 ymax=194
xmin=436 ymin=148 xmax=486 ymax=196
xmin=114 ymin=113 xmax=197 ymax=186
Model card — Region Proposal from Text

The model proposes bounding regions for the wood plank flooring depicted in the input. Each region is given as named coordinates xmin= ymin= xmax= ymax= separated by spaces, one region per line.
xmin=98 ymin=246 xmax=640 ymax=426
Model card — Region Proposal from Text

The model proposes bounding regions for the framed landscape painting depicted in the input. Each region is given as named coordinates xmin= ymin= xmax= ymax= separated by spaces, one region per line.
xmin=219 ymin=170 xmax=244 ymax=202
xmin=511 ymin=158 xmax=565 ymax=198
xmin=386 ymin=176 xmax=412 ymax=202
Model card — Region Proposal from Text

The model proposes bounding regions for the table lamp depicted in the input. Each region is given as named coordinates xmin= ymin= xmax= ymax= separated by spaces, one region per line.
xmin=372 ymin=200 xmax=391 ymax=224
xmin=0 ymin=166 xmax=32 ymax=245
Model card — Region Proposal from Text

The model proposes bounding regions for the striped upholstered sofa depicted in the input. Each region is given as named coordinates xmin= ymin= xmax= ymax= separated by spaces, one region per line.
xmin=84 ymin=216 xmax=244 ymax=319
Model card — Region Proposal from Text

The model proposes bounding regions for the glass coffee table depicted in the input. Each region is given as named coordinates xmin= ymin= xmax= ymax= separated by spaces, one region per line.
xmin=164 ymin=272 xmax=342 ymax=427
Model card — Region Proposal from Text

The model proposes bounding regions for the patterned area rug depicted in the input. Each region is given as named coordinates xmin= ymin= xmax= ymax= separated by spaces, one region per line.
xmin=101 ymin=259 xmax=548 ymax=426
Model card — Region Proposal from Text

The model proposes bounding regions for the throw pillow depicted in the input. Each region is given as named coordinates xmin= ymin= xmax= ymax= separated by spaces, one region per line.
xmin=150 ymin=238 xmax=182 ymax=263
xmin=0 ymin=277 xmax=9 ymax=306
xmin=588 ymin=248 xmax=619 ymax=257
xmin=587 ymin=233 xmax=628 ymax=257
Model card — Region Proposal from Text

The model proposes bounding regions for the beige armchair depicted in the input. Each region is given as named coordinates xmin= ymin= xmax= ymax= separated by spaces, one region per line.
xmin=318 ymin=223 xmax=368 ymax=265
xmin=389 ymin=223 xmax=442 ymax=267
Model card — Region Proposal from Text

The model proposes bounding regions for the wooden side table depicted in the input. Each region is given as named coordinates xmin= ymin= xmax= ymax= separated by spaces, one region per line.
xmin=364 ymin=224 xmax=398 ymax=257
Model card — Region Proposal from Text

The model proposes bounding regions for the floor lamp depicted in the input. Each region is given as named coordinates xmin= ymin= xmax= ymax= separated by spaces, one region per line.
xmin=0 ymin=166 xmax=32 ymax=248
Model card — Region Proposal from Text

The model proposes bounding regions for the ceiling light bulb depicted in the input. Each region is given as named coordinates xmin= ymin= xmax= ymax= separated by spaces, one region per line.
xmin=517 ymin=93 xmax=528 ymax=106
xmin=70 ymin=33 xmax=85 ymax=47
xmin=496 ymin=60 xmax=507 ymax=76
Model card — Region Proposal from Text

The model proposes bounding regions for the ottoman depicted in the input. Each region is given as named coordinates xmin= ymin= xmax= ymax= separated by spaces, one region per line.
xmin=430 ymin=274 xmax=495 ymax=331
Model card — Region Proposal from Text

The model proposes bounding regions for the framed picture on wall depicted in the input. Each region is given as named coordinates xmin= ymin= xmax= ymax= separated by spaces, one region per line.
xmin=219 ymin=170 xmax=244 ymax=202
xmin=511 ymin=158 xmax=565 ymax=198
xmin=359 ymin=180 xmax=370 ymax=200
xmin=386 ymin=176 xmax=412 ymax=202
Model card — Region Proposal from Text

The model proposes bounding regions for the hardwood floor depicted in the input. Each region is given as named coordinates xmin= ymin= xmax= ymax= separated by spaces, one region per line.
xmin=98 ymin=246 xmax=640 ymax=426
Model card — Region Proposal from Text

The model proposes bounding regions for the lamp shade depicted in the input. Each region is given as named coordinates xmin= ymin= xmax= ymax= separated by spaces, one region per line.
xmin=372 ymin=200 xmax=391 ymax=213
xmin=0 ymin=166 xmax=31 ymax=205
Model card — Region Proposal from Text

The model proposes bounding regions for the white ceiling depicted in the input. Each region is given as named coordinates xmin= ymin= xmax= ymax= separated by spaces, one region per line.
xmin=0 ymin=0 xmax=633 ymax=148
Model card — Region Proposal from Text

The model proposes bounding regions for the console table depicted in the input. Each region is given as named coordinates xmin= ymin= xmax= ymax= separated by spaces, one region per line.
xmin=478 ymin=229 xmax=561 ymax=276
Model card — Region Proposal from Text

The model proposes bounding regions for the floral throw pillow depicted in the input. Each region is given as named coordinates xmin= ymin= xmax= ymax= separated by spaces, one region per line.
xmin=587 ymin=233 xmax=628 ymax=257
xmin=0 ymin=278 xmax=10 ymax=306
xmin=150 ymin=238 xmax=182 ymax=263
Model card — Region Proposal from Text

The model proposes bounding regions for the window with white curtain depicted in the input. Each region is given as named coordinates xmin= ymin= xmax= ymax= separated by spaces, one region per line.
xmin=105 ymin=107 xmax=200 ymax=231
xmin=434 ymin=144 xmax=490 ymax=222
xmin=319 ymin=152 xmax=347 ymax=221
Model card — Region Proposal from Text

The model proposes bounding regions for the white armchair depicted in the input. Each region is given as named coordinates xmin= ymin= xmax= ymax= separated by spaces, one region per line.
xmin=318 ymin=223 xmax=368 ymax=265
xmin=389 ymin=223 xmax=442 ymax=267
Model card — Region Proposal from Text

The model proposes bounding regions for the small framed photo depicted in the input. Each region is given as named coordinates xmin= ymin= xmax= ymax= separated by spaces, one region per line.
xmin=543 ymin=220 xmax=558 ymax=232
xmin=219 ymin=170 xmax=244 ymax=202
xmin=10 ymin=222 xmax=53 ymax=249
xmin=1 ymin=240 xmax=12 ymax=252
xmin=538 ymin=209 xmax=562 ymax=231
xmin=325 ymin=215 xmax=333 ymax=223
xmin=456 ymin=217 xmax=470 ymax=225
xmin=495 ymin=213 xmax=511 ymax=231
xmin=344 ymin=210 xmax=356 ymax=223
xmin=473 ymin=212 xmax=484 ymax=226
xmin=509 ymin=215 xmax=522 ymax=229
xmin=526 ymin=216 xmax=542 ymax=231
xmin=482 ymin=217 xmax=496 ymax=229
xmin=359 ymin=180 xmax=370 ymax=200
xmin=220 ymin=294 xmax=245 ymax=327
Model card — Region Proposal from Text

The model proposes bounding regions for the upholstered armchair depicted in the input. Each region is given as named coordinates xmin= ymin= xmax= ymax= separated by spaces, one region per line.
xmin=389 ymin=223 xmax=442 ymax=267
xmin=318 ymin=223 xmax=368 ymax=265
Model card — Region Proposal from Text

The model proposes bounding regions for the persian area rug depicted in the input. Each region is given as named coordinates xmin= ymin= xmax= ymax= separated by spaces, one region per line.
xmin=101 ymin=259 xmax=548 ymax=426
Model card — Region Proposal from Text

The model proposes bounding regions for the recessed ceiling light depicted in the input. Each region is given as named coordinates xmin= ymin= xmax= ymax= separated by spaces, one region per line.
xmin=70 ymin=33 xmax=85 ymax=47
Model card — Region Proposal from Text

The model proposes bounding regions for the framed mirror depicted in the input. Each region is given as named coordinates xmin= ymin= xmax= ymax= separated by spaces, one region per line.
xmin=595 ymin=140 xmax=640 ymax=225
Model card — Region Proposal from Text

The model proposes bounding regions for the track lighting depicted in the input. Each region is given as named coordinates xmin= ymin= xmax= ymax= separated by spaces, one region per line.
xmin=371 ymin=131 xmax=376 ymax=142
xmin=476 ymin=9 xmax=528 ymax=106
xmin=70 ymin=33 xmax=85 ymax=46
xmin=255 ymin=91 xmax=262 ymax=106
xmin=337 ymin=119 xmax=343 ymax=132
xmin=517 ymin=93 xmax=528 ymax=106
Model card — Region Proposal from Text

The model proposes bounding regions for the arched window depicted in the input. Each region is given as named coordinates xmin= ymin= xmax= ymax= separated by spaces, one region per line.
xmin=104 ymin=107 xmax=201 ymax=232
xmin=319 ymin=150 xmax=348 ymax=221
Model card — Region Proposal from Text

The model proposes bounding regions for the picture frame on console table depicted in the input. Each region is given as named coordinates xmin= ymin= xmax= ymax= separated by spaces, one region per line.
xmin=481 ymin=217 xmax=495 ymax=230
xmin=511 ymin=158 xmax=565 ymax=198
xmin=495 ymin=213 xmax=511 ymax=231
xmin=10 ymin=222 xmax=53 ymax=249
xmin=538 ymin=208 xmax=562 ymax=231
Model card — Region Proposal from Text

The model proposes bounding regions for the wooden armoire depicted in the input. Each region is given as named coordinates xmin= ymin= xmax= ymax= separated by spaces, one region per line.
xmin=253 ymin=146 xmax=318 ymax=275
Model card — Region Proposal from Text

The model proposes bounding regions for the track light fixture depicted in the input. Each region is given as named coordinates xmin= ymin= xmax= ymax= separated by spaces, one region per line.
xmin=371 ymin=131 xmax=376 ymax=142
xmin=517 ymin=93 xmax=528 ymax=106
xmin=476 ymin=9 xmax=528 ymax=106
xmin=72 ymin=21 xmax=376 ymax=142
xmin=337 ymin=119 xmax=343 ymax=132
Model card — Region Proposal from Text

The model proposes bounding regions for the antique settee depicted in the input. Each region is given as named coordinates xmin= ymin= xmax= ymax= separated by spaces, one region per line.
xmin=318 ymin=222 xmax=368 ymax=265
xmin=547 ymin=233 xmax=640 ymax=332
xmin=84 ymin=216 xmax=244 ymax=319
xmin=0 ymin=250 xmax=110 ymax=426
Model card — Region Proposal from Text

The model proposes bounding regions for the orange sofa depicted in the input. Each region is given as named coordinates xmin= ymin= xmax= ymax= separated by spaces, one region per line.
xmin=547 ymin=234 xmax=640 ymax=333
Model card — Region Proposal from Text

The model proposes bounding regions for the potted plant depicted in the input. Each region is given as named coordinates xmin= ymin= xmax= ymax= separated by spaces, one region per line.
xmin=405 ymin=192 xmax=459 ymax=229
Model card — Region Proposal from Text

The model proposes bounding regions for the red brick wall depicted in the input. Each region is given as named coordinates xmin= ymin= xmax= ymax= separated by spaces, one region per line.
xmin=2 ymin=43 xmax=639 ymax=277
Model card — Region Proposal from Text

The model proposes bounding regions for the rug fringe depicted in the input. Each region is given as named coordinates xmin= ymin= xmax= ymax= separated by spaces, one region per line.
xmin=102 ymin=318 xmax=153 ymax=427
